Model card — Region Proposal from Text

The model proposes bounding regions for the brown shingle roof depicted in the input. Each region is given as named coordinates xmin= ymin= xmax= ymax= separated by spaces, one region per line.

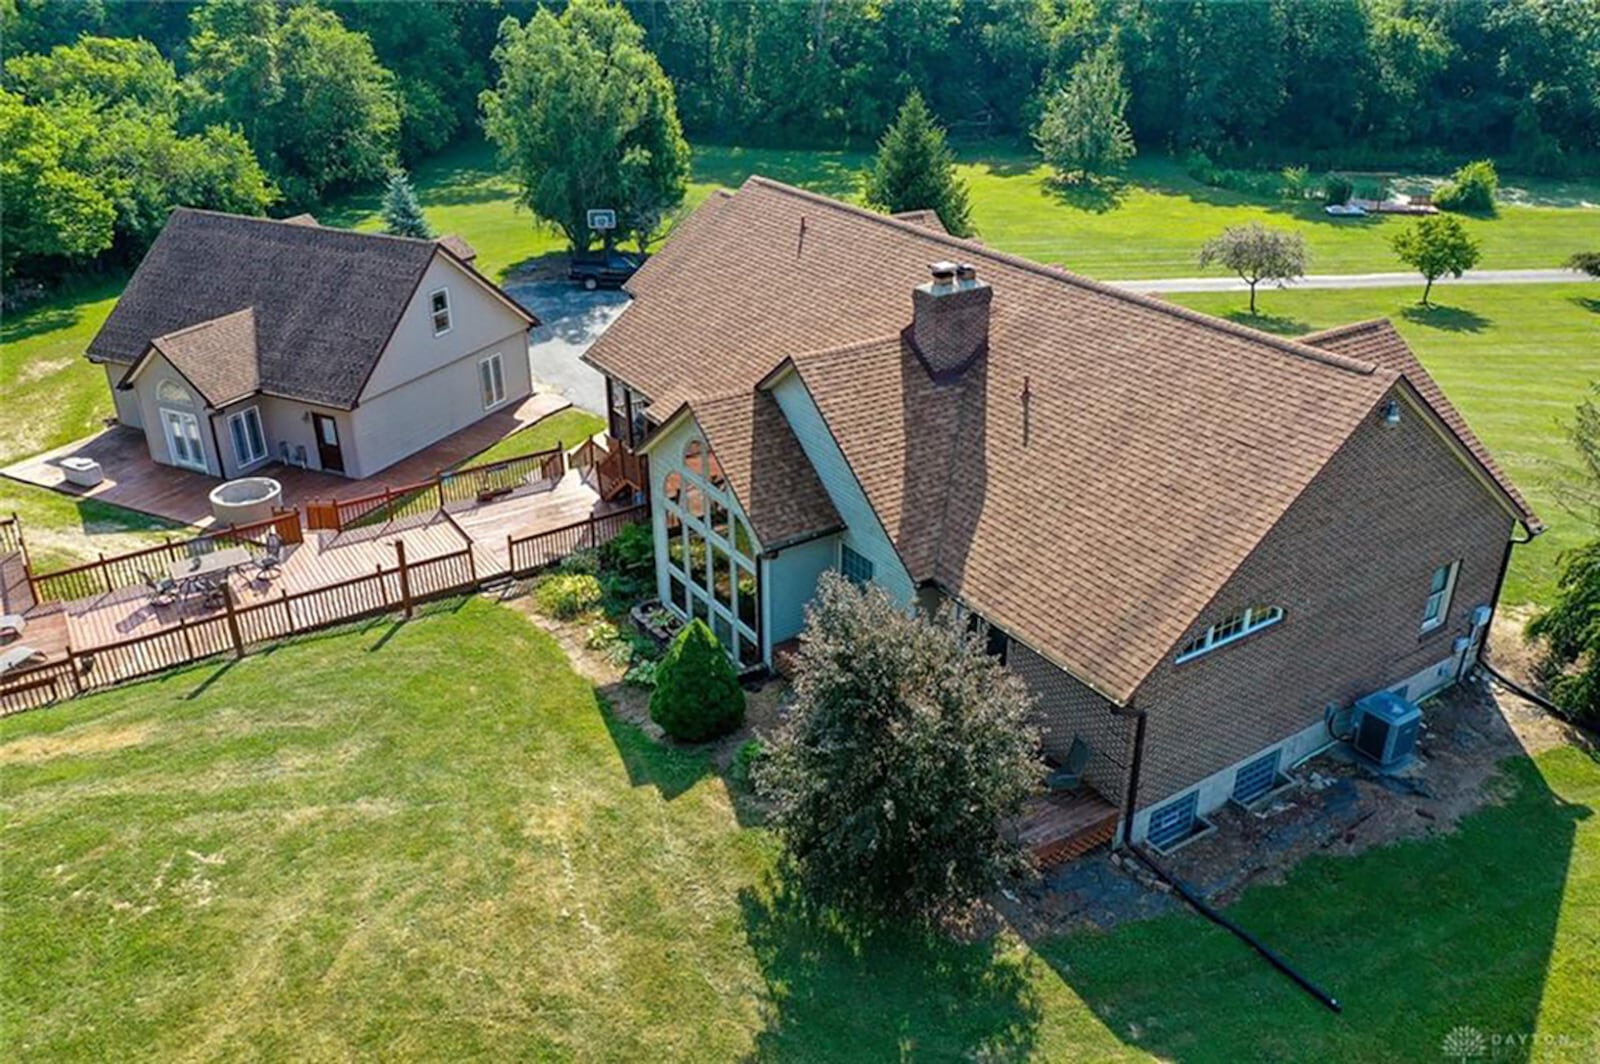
xmin=121 ymin=308 xmax=261 ymax=407
xmin=682 ymin=391 xmax=842 ymax=548
xmin=890 ymin=209 xmax=949 ymax=234
xmin=87 ymin=209 xmax=477 ymax=409
xmin=1300 ymin=319 xmax=1540 ymax=531
xmin=590 ymin=177 xmax=1529 ymax=703
xmin=439 ymin=233 xmax=477 ymax=262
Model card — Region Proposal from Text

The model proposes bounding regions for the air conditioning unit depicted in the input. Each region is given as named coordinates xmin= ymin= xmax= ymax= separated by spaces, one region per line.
xmin=1350 ymin=690 xmax=1422 ymax=770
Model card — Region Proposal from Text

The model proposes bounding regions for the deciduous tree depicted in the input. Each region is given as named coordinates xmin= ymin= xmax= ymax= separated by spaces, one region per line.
xmin=1034 ymin=43 xmax=1135 ymax=183
xmin=1390 ymin=214 xmax=1481 ymax=305
xmin=481 ymin=0 xmax=690 ymax=252
xmin=0 ymin=89 xmax=115 ymax=278
xmin=863 ymin=91 xmax=973 ymax=237
xmin=757 ymin=574 xmax=1042 ymax=924
xmin=1198 ymin=223 xmax=1310 ymax=314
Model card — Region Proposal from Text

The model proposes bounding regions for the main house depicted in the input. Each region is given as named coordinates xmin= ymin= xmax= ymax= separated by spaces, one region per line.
xmin=582 ymin=177 xmax=1541 ymax=847
xmin=85 ymin=210 xmax=536 ymax=481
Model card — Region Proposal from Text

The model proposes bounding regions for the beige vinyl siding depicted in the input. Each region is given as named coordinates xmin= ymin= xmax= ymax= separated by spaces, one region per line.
xmin=106 ymin=363 xmax=143 ymax=428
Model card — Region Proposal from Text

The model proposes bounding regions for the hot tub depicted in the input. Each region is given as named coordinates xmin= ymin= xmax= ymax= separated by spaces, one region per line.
xmin=209 ymin=477 xmax=283 ymax=527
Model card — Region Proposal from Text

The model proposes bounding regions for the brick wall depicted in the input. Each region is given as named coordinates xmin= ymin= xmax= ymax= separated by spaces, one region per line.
xmin=1132 ymin=386 xmax=1517 ymax=805
xmin=1007 ymin=640 xmax=1134 ymax=802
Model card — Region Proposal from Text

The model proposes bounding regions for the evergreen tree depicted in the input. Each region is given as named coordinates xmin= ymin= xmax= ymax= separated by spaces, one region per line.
xmin=863 ymin=91 xmax=973 ymax=237
xmin=1034 ymin=43 xmax=1135 ymax=182
xmin=381 ymin=169 xmax=432 ymax=238
xmin=649 ymin=619 xmax=745 ymax=742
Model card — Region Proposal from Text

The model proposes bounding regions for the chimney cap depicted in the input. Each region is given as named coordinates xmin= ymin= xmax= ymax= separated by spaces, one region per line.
xmin=955 ymin=263 xmax=977 ymax=282
xmin=929 ymin=261 xmax=958 ymax=283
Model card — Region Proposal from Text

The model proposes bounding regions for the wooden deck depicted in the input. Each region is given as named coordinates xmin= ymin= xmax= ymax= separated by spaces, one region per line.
xmin=2 ymin=394 xmax=571 ymax=527
xmin=1009 ymin=788 xmax=1122 ymax=867
xmin=54 ymin=514 xmax=474 ymax=654
xmin=450 ymin=467 xmax=634 ymax=570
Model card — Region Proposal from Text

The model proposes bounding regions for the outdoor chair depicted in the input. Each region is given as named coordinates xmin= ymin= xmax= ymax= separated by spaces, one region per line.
xmin=1045 ymin=736 xmax=1093 ymax=793
xmin=253 ymin=530 xmax=284 ymax=582
xmin=0 ymin=644 xmax=46 ymax=675
xmin=0 ymin=613 xmax=24 ymax=641
xmin=141 ymin=570 xmax=180 ymax=608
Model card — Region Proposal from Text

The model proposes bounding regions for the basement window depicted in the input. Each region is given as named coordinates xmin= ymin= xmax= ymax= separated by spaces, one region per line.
xmin=1147 ymin=792 xmax=1199 ymax=852
xmin=1175 ymin=605 xmax=1284 ymax=663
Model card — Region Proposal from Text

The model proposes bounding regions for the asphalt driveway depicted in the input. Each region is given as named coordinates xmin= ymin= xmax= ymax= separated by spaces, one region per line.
xmin=504 ymin=280 xmax=631 ymax=415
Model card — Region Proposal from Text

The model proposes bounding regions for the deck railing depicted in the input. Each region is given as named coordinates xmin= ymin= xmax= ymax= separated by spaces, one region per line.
xmin=305 ymin=446 xmax=567 ymax=532
xmin=2 ymin=540 xmax=480 ymax=716
xmin=26 ymin=510 xmax=304 ymax=605
xmin=505 ymin=504 xmax=649 ymax=577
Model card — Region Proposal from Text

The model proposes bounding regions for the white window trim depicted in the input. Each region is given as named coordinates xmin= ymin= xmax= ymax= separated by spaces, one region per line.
xmin=657 ymin=434 xmax=761 ymax=666
xmin=429 ymin=287 xmax=452 ymax=337
xmin=1175 ymin=605 xmax=1284 ymax=663
xmin=478 ymin=352 xmax=506 ymax=410
xmin=1420 ymin=560 xmax=1460 ymax=633
xmin=160 ymin=408 xmax=207 ymax=472
xmin=226 ymin=405 xmax=268 ymax=468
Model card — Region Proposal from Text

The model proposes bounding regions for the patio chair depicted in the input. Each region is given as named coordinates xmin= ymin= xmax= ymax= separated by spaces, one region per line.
xmin=253 ymin=530 xmax=284 ymax=582
xmin=0 ymin=643 xmax=46 ymax=675
xmin=1045 ymin=736 xmax=1093 ymax=793
xmin=0 ymin=613 xmax=24 ymax=641
xmin=140 ymin=570 xmax=180 ymax=608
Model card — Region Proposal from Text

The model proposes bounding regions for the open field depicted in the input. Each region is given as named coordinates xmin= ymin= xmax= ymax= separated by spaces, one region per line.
xmin=2 ymin=598 xmax=1595 ymax=1060
xmin=1168 ymin=284 xmax=1599 ymax=608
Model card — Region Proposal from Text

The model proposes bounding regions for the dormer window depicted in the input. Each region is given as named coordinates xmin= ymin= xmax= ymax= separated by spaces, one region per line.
xmin=429 ymin=288 xmax=451 ymax=335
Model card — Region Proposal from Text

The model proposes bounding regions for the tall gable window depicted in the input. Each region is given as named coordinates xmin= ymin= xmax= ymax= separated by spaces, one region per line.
xmin=478 ymin=353 xmax=505 ymax=409
xmin=659 ymin=433 xmax=761 ymax=669
xmin=429 ymin=288 xmax=451 ymax=335
xmin=1175 ymin=605 xmax=1283 ymax=663
xmin=1420 ymin=561 xmax=1459 ymax=633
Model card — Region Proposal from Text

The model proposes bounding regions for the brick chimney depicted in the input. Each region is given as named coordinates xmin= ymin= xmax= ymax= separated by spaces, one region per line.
xmin=911 ymin=261 xmax=991 ymax=377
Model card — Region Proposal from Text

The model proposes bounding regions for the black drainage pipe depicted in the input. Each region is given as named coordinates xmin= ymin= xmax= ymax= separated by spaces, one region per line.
xmin=1124 ymin=844 xmax=1344 ymax=1014
xmin=1478 ymin=661 xmax=1569 ymax=719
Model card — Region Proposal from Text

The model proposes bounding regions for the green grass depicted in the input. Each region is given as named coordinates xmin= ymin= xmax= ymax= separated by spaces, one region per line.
xmin=2 ymin=599 xmax=1596 ymax=1060
xmin=0 ymin=277 xmax=123 ymax=465
xmin=460 ymin=407 xmax=605 ymax=468
xmin=1167 ymin=284 xmax=1600 ymax=608
xmin=0 ymin=481 xmax=181 ymax=574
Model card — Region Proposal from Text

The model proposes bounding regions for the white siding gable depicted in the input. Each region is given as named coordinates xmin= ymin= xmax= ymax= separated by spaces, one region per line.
xmin=360 ymin=252 xmax=529 ymax=401
xmin=767 ymin=369 xmax=917 ymax=605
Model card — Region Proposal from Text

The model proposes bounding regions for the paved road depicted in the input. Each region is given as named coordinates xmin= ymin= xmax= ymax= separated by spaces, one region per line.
xmin=503 ymin=280 xmax=629 ymax=416
xmin=1110 ymin=267 xmax=1589 ymax=294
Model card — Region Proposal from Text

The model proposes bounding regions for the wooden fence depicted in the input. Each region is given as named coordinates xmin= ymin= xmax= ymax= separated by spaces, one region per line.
xmin=506 ymin=504 xmax=649 ymax=577
xmin=1 ymin=541 xmax=479 ymax=716
xmin=26 ymin=510 xmax=303 ymax=605
xmin=305 ymin=446 xmax=566 ymax=532
xmin=1 ymin=513 xmax=34 ymax=615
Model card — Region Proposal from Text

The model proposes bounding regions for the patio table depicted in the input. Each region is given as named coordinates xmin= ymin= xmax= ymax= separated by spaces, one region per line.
xmin=168 ymin=546 xmax=253 ymax=590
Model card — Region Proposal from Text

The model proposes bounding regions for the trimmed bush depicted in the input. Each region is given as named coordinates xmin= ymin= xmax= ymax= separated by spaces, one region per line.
xmin=1435 ymin=159 xmax=1498 ymax=214
xmin=534 ymin=573 xmax=603 ymax=619
xmin=649 ymin=619 xmax=745 ymax=741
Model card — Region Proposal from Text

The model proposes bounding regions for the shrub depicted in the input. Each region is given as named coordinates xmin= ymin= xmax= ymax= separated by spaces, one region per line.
xmin=1322 ymin=173 xmax=1354 ymax=206
xmin=534 ymin=573 xmax=603 ymax=619
xmin=1527 ymin=541 xmax=1600 ymax=727
xmin=557 ymin=549 xmax=599 ymax=576
xmin=1564 ymin=251 xmax=1600 ymax=278
xmin=624 ymin=658 xmax=659 ymax=687
xmin=730 ymin=739 xmax=765 ymax=790
xmin=1279 ymin=166 xmax=1311 ymax=201
xmin=1435 ymin=159 xmax=1498 ymax=214
xmin=649 ymin=619 xmax=745 ymax=741
xmin=599 ymin=522 xmax=654 ymax=582
xmin=757 ymin=574 xmax=1041 ymax=924
xmin=584 ymin=619 xmax=621 ymax=650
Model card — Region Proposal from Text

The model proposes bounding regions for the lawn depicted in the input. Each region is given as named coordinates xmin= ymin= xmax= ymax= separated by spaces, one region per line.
xmin=1167 ymin=283 xmax=1600 ymax=609
xmin=2 ymin=598 xmax=1596 ymax=1060
xmin=460 ymin=407 xmax=605 ymax=468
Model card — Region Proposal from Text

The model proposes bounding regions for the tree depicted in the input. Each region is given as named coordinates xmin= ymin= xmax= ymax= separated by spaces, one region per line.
xmin=1567 ymin=252 xmax=1600 ymax=278
xmin=1034 ymin=43 xmax=1135 ymax=183
xmin=1434 ymin=159 xmax=1499 ymax=214
xmin=1198 ymin=223 xmax=1310 ymax=315
xmin=481 ymin=0 xmax=690 ymax=252
xmin=0 ymin=89 xmax=115 ymax=278
xmin=649 ymin=619 xmax=746 ymax=742
xmin=1390 ymin=215 xmax=1481 ymax=305
xmin=756 ymin=574 xmax=1042 ymax=924
xmin=186 ymin=0 xmax=400 ymax=206
xmin=381 ymin=169 xmax=432 ymax=239
xmin=863 ymin=91 xmax=973 ymax=237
